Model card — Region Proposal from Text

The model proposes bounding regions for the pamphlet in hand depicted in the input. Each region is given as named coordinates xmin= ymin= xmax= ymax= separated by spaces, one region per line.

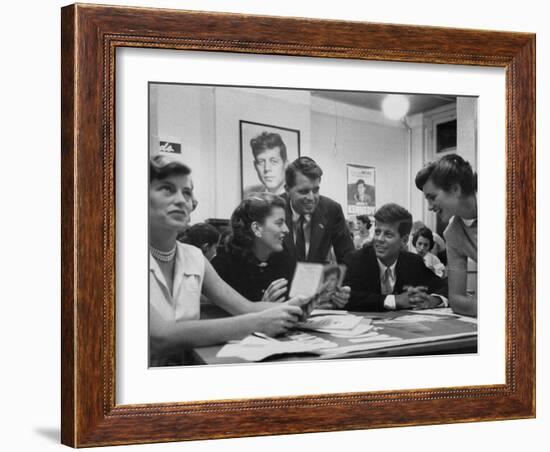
xmin=289 ymin=262 xmax=346 ymax=301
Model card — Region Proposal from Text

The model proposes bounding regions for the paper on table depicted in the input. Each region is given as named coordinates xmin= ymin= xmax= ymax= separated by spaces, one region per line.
xmin=298 ymin=314 xmax=363 ymax=331
xmin=316 ymin=320 xmax=374 ymax=337
xmin=217 ymin=334 xmax=337 ymax=362
xmin=310 ymin=309 xmax=348 ymax=316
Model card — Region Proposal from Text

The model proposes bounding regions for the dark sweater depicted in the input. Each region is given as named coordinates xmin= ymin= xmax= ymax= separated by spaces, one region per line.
xmin=211 ymin=251 xmax=293 ymax=302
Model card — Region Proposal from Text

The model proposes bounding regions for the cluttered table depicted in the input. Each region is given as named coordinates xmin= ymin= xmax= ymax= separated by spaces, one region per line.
xmin=192 ymin=305 xmax=478 ymax=365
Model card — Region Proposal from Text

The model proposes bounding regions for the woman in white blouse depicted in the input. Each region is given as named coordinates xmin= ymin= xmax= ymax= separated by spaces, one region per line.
xmin=148 ymin=155 xmax=308 ymax=366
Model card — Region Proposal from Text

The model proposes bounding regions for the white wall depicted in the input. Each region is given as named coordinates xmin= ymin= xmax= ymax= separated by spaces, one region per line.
xmin=457 ymin=97 xmax=478 ymax=168
xmin=152 ymin=84 xmax=409 ymax=221
xmin=214 ymin=87 xmax=312 ymax=218
xmin=311 ymin=110 xmax=408 ymax=208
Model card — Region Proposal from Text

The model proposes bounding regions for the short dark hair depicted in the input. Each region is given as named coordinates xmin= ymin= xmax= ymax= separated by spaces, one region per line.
xmin=285 ymin=156 xmax=323 ymax=188
xmin=374 ymin=203 xmax=413 ymax=237
xmin=412 ymin=226 xmax=435 ymax=249
xmin=415 ymin=154 xmax=477 ymax=195
xmin=356 ymin=179 xmax=366 ymax=187
xmin=250 ymin=132 xmax=287 ymax=161
xmin=356 ymin=214 xmax=371 ymax=229
xmin=150 ymin=155 xmax=191 ymax=182
xmin=179 ymin=223 xmax=220 ymax=248
xmin=228 ymin=192 xmax=286 ymax=262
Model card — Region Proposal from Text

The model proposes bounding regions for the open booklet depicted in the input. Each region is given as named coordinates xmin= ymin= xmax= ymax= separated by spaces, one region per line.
xmin=289 ymin=262 xmax=346 ymax=304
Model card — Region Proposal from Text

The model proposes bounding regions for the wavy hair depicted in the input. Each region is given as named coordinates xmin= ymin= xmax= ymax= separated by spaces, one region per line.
xmin=228 ymin=192 xmax=286 ymax=262
xmin=412 ymin=226 xmax=435 ymax=249
xmin=149 ymin=154 xmax=191 ymax=182
xmin=415 ymin=154 xmax=477 ymax=196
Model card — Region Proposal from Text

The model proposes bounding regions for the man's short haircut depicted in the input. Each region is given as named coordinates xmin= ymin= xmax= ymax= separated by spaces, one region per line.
xmin=356 ymin=179 xmax=366 ymax=187
xmin=250 ymin=132 xmax=287 ymax=161
xmin=285 ymin=156 xmax=323 ymax=188
xmin=179 ymin=223 xmax=220 ymax=248
xmin=356 ymin=214 xmax=372 ymax=229
xmin=374 ymin=203 xmax=413 ymax=237
xmin=412 ymin=226 xmax=435 ymax=249
xmin=415 ymin=153 xmax=477 ymax=195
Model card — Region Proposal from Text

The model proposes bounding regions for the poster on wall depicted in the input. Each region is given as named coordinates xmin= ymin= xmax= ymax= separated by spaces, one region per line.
xmin=347 ymin=163 xmax=376 ymax=215
xmin=240 ymin=120 xmax=300 ymax=199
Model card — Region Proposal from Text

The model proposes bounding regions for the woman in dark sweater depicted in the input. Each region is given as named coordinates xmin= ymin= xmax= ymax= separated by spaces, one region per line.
xmin=212 ymin=193 xmax=293 ymax=302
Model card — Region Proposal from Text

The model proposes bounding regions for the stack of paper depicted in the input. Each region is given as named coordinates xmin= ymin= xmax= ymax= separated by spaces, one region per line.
xmin=216 ymin=333 xmax=337 ymax=362
xmin=298 ymin=311 xmax=373 ymax=336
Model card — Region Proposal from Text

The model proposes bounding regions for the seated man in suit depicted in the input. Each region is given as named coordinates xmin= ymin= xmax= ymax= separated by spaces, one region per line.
xmin=282 ymin=156 xmax=354 ymax=266
xmin=344 ymin=203 xmax=447 ymax=312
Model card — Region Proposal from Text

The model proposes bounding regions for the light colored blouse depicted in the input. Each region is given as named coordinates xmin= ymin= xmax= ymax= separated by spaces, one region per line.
xmin=149 ymin=242 xmax=205 ymax=366
xmin=444 ymin=216 xmax=478 ymax=272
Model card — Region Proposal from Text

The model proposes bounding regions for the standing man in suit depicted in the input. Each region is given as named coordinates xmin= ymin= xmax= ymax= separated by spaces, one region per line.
xmin=344 ymin=203 xmax=447 ymax=312
xmin=282 ymin=157 xmax=354 ymax=266
xmin=282 ymin=157 xmax=353 ymax=309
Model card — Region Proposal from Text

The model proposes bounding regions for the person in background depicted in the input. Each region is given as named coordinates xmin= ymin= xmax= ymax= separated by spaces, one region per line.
xmin=243 ymin=132 xmax=288 ymax=198
xmin=212 ymin=193 xmax=295 ymax=303
xmin=148 ymin=155 xmax=309 ymax=367
xmin=412 ymin=227 xmax=447 ymax=278
xmin=344 ymin=203 xmax=447 ymax=312
xmin=353 ymin=214 xmax=373 ymax=249
xmin=178 ymin=222 xmax=220 ymax=261
xmin=410 ymin=220 xmax=447 ymax=265
xmin=415 ymin=154 xmax=477 ymax=317
xmin=282 ymin=156 xmax=354 ymax=266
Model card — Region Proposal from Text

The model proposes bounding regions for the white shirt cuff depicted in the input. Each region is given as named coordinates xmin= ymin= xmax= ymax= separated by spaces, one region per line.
xmin=384 ymin=295 xmax=396 ymax=310
xmin=430 ymin=294 xmax=448 ymax=307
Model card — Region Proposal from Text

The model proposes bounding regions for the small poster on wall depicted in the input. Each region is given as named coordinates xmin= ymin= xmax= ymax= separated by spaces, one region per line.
xmin=347 ymin=164 xmax=376 ymax=215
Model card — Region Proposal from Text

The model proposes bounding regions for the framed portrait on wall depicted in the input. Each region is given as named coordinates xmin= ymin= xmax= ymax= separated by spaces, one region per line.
xmin=240 ymin=120 xmax=300 ymax=199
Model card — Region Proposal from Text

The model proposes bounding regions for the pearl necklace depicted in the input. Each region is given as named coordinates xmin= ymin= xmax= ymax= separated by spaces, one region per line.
xmin=150 ymin=245 xmax=176 ymax=262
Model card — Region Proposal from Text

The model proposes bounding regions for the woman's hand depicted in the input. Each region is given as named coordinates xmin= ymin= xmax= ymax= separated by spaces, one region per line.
xmin=286 ymin=295 xmax=314 ymax=321
xmin=254 ymin=302 xmax=304 ymax=337
xmin=261 ymin=278 xmax=288 ymax=303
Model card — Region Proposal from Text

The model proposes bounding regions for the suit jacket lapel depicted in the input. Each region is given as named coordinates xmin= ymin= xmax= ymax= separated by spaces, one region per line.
xmin=367 ymin=247 xmax=382 ymax=293
xmin=394 ymin=253 xmax=404 ymax=294
xmin=282 ymin=194 xmax=297 ymax=260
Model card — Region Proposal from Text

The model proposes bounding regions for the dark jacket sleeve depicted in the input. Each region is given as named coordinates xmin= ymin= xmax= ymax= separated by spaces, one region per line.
xmin=397 ymin=252 xmax=448 ymax=299
xmin=330 ymin=202 xmax=355 ymax=264
xmin=343 ymin=250 xmax=386 ymax=312
xmin=419 ymin=256 xmax=448 ymax=298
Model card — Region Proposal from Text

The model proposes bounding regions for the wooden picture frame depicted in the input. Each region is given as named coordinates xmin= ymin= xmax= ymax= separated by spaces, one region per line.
xmin=61 ymin=3 xmax=535 ymax=447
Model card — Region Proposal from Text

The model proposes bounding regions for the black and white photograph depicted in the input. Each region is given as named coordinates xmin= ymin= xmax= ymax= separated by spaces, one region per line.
xmin=240 ymin=120 xmax=300 ymax=199
xmin=347 ymin=163 xmax=376 ymax=215
xmin=148 ymin=82 xmax=478 ymax=367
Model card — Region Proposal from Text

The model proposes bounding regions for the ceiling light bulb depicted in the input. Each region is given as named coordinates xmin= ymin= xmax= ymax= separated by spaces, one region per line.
xmin=382 ymin=94 xmax=410 ymax=120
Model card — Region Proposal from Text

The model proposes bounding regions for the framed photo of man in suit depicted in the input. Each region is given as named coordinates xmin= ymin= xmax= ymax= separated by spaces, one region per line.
xmin=239 ymin=120 xmax=300 ymax=199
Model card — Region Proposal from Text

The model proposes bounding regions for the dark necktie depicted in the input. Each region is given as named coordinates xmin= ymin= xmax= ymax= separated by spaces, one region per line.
xmin=296 ymin=215 xmax=306 ymax=261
